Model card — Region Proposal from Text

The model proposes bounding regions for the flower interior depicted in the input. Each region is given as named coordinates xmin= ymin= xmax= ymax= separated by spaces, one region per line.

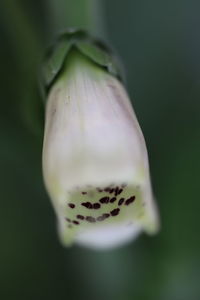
xmin=60 ymin=182 xmax=147 ymax=246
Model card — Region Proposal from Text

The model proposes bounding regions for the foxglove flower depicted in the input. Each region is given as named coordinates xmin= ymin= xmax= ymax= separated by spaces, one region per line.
xmin=42 ymin=45 xmax=159 ymax=249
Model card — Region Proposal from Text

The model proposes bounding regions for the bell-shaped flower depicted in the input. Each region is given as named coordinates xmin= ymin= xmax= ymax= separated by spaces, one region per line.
xmin=42 ymin=49 xmax=159 ymax=249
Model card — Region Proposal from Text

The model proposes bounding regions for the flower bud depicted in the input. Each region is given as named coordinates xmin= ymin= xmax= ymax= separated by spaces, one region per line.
xmin=42 ymin=49 xmax=159 ymax=249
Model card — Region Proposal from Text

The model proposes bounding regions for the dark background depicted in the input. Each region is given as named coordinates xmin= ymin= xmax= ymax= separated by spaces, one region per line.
xmin=0 ymin=0 xmax=200 ymax=299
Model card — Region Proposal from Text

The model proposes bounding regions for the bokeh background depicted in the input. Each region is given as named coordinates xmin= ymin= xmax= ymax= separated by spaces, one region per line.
xmin=0 ymin=0 xmax=200 ymax=299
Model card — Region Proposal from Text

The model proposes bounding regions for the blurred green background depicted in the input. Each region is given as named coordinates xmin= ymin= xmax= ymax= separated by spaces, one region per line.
xmin=0 ymin=0 xmax=200 ymax=299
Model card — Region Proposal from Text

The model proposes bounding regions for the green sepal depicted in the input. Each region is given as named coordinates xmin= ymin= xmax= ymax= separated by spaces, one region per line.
xmin=76 ymin=40 xmax=120 ymax=78
xmin=42 ymin=29 xmax=124 ymax=95
xmin=43 ymin=38 xmax=73 ymax=87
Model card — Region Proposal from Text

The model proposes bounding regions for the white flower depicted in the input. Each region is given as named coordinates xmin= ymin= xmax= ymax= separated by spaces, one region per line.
xmin=42 ymin=50 xmax=159 ymax=250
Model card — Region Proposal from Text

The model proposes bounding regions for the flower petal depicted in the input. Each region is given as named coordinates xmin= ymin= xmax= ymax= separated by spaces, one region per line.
xmin=42 ymin=50 xmax=159 ymax=249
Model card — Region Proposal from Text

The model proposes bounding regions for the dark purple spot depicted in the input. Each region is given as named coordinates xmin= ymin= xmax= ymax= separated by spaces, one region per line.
xmin=104 ymin=187 xmax=111 ymax=192
xmin=73 ymin=220 xmax=79 ymax=225
xmin=97 ymin=213 xmax=110 ymax=221
xmin=86 ymin=216 xmax=96 ymax=223
xmin=77 ymin=215 xmax=84 ymax=220
xmin=99 ymin=196 xmax=109 ymax=204
xmin=110 ymin=208 xmax=120 ymax=216
xmin=114 ymin=187 xmax=119 ymax=196
xmin=109 ymin=188 xmax=114 ymax=194
xmin=65 ymin=218 xmax=71 ymax=223
xmin=125 ymin=196 xmax=136 ymax=205
xmin=68 ymin=203 xmax=75 ymax=209
xmin=97 ymin=187 xmax=103 ymax=192
xmin=82 ymin=202 xmax=93 ymax=209
xmin=81 ymin=191 xmax=87 ymax=195
xmin=118 ymin=198 xmax=124 ymax=206
xmin=102 ymin=213 xmax=110 ymax=219
xmin=93 ymin=203 xmax=101 ymax=209
xmin=117 ymin=188 xmax=123 ymax=195
xmin=110 ymin=197 xmax=117 ymax=203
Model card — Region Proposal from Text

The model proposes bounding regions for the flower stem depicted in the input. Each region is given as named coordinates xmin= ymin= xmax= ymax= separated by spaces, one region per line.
xmin=49 ymin=0 xmax=106 ymax=38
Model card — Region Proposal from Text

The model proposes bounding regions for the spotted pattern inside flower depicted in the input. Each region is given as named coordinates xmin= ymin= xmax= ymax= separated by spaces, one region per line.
xmin=63 ymin=183 xmax=146 ymax=231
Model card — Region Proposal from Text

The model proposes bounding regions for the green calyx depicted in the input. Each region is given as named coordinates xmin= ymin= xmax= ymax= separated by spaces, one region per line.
xmin=42 ymin=29 xmax=124 ymax=96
